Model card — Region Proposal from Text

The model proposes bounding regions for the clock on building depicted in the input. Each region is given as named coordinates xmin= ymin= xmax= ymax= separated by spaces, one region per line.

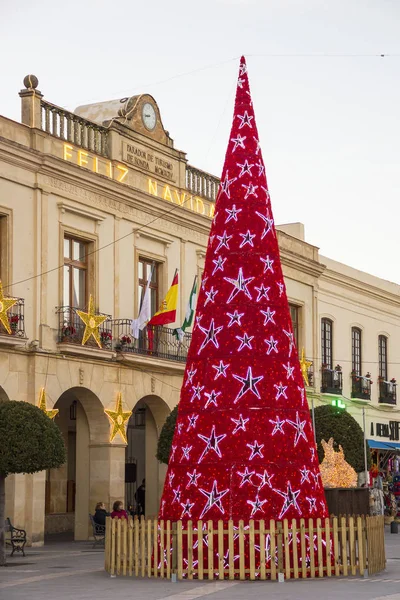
xmin=142 ymin=102 xmax=157 ymax=131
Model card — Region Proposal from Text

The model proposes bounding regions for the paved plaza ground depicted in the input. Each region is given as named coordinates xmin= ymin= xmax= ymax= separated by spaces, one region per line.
xmin=1 ymin=531 xmax=400 ymax=600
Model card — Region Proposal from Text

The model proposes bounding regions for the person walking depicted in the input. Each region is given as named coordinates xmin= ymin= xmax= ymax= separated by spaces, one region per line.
xmin=135 ymin=479 xmax=146 ymax=516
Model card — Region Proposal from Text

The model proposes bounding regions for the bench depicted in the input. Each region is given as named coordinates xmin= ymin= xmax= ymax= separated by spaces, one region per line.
xmin=89 ymin=514 xmax=105 ymax=549
xmin=5 ymin=518 xmax=27 ymax=556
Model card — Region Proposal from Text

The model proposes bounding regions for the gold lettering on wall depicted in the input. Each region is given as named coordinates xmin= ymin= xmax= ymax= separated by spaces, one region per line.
xmin=147 ymin=178 xmax=213 ymax=218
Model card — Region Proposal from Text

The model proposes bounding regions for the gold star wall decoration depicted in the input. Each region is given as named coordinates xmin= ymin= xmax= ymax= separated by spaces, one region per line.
xmin=104 ymin=393 xmax=132 ymax=444
xmin=76 ymin=295 xmax=107 ymax=347
xmin=299 ymin=347 xmax=313 ymax=387
xmin=37 ymin=387 xmax=59 ymax=420
xmin=0 ymin=281 xmax=18 ymax=335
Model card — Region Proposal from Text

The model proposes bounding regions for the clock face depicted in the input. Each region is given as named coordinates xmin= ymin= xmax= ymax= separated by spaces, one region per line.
xmin=142 ymin=102 xmax=157 ymax=131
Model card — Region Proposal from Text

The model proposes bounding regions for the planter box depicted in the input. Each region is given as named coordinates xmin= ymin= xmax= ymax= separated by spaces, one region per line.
xmin=325 ymin=487 xmax=370 ymax=516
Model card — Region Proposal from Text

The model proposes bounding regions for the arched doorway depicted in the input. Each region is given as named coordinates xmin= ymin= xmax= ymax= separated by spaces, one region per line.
xmin=45 ymin=387 xmax=109 ymax=540
xmin=0 ymin=385 xmax=9 ymax=403
xmin=125 ymin=395 xmax=171 ymax=518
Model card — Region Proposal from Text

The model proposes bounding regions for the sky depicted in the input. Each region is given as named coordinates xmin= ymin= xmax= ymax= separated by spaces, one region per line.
xmin=1 ymin=0 xmax=400 ymax=283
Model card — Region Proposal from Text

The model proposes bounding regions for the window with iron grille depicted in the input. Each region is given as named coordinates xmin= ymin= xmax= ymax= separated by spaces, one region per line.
xmin=351 ymin=327 xmax=362 ymax=376
xmin=138 ymin=258 xmax=159 ymax=316
xmin=321 ymin=318 xmax=333 ymax=369
xmin=378 ymin=335 xmax=388 ymax=380
xmin=289 ymin=304 xmax=299 ymax=348
xmin=63 ymin=236 xmax=88 ymax=309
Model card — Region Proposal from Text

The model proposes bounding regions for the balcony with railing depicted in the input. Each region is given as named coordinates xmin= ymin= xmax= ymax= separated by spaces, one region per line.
xmin=0 ymin=298 xmax=26 ymax=346
xmin=41 ymin=99 xmax=109 ymax=157
xmin=351 ymin=372 xmax=372 ymax=401
xmin=321 ymin=365 xmax=343 ymax=395
xmin=378 ymin=378 xmax=397 ymax=405
xmin=56 ymin=306 xmax=113 ymax=356
xmin=112 ymin=320 xmax=191 ymax=363
xmin=185 ymin=165 xmax=220 ymax=203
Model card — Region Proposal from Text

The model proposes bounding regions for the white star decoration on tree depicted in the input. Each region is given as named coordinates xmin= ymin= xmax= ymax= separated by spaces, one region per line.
xmin=306 ymin=497 xmax=317 ymax=512
xmin=269 ymin=416 xmax=286 ymax=435
xmin=187 ymin=414 xmax=199 ymax=430
xmin=220 ymin=172 xmax=237 ymax=198
xmin=199 ymin=480 xmax=229 ymax=519
xmin=204 ymin=286 xmax=218 ymax=306
xmin=300 ymin=467 xmax=311 ymax=484
xmin=212 ymin=360 xmax=229 ymax=379
xmin=225 ymin=205 xmax=242 ymax=223
xmin=283 ymin=329 xmax=296 ymax=357
xmin=197 ymin=319 xmax=223 ymax=353
xmin=231 ymin=134 xmax=246 ymax=152
xmin=255 ymin=210 xmax=274 ymax=238
xmin=216 ymin=231 xmax=232 ymax=251
xmin=287 ymin=412 xmax=307 ymax=447
xmin=274 ymin=383 xmax=288 ymax=400
xmin=260 ymin=307 xmax=275 ymax=326
xmin=190 ymin=384 xmax=204 ymax=402
xmin=256 ymin=470 xmax=274 ymax=490
xmin=204 ymin=389 xmax=221 ymax=408
xmin=227 ymin=310 xmax=244 ymax=327
xmin=237 ymin=160 xmax=254 ymax=177
xmin=198 ymin=425 xmax=226 ymax=463
xmin=181 ymin=445 xmax=192 ymax=461
xmin=186 ymin=469 xmax=201 ymax=488
xmin=224 ymin=268 xmax=254 ymax=303
xmin=247 ymin=439 xmax=264 ymax=459
xmin=212 ymin=256 xmax=226 ymax=275
xmin=283 ymin=363 xmax=295 ymax=380
xmin=180 ymin=499 xmax=194 ymax=518
xmin=233 ymin=366 xmax=263 ymax=403
xmin=260 ymin=255 xmax=274 ymax=273
xmin=185 ymin=366 xmax=197 ymax=386
xmin=255 ymin=284 xmax=270 ymax=302
xmin=231 ymin=414 xmax=249 ymax=434
xmin=237 ymin=466 xmax=255 ymax=487
xmin=247 ymin=494 xmax=267 ymax=517
xmin=265 ymin=335 xmax=278 ymax=355
xmin=237 ymin=111 xmax=253 ymax=129
xmin=242 ymin=182 xmax=258 ymax=199
xmin=275 ymin=482 xmax=301 ymax=519
xmin=236 ymin=332 xmax=254 ymax=351
xmin=172 ymin=486 xmax=181 ymax=503
xmin=239 ymin=230 xmax=256 ymax=248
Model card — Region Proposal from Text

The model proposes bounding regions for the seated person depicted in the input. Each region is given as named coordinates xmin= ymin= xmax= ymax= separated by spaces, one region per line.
xmin=93 ymin=502 xmax=109 ymax=527
xmin=110 ymin=500 xmax=128 ymax=520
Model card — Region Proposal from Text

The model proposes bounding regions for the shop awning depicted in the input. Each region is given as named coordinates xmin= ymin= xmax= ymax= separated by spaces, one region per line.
xmin=367 ymin=439 xmax=400 ymax=450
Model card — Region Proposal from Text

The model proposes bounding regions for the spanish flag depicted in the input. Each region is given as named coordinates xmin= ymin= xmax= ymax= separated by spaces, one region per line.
xmin=147 ymin=270 xmax=179 ymax=326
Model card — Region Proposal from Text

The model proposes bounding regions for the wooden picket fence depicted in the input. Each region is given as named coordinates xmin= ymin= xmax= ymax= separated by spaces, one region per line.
xmin=104 ymin=515 xmax=386 ymax=580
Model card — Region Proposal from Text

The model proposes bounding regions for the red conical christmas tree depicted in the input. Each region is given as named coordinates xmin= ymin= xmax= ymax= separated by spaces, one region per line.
xmin=159 ymin=56 xmax=328 ymax=534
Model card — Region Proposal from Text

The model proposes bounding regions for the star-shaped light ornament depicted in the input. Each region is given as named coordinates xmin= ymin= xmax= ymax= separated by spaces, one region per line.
xmin=275 ymin=481 xmax=301 ymax=519
xmin=76 ymin=294 xmax=108 ymax=347
xmin=104 ymin=392 xmax=132 ymax=443
xmin=224 ymin=267 xmax=254 ymax=303
xmin=37 ymin=387 xmax=59 ymax=420
xmin=199 ymin=480 xmax=229 ymax=519
xmin=0 ymin=281 xmax=18 ymax=335
xmin=299 ymin=348 xmax=313 ymax=387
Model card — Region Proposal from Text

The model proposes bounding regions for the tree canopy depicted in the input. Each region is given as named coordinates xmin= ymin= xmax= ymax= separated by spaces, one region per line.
xmin=313 ymin=404 xmax=370 ymax=473
xmin=156 ymin=406 xmax=178 ymax=464
xmin=0 ymin=400 xmax=66 ymax=476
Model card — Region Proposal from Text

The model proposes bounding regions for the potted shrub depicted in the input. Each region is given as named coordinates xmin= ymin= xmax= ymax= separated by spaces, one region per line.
xmin=9 ymin=314 xmax=19 ymax=334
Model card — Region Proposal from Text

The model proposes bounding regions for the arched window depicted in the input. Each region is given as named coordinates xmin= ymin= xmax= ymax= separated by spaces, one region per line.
xmin=351 ymin=327 xmax=362 ymax=376
xmin=378 ymin=335 xmax=388 ymax=381
xmin=321 ymin=318 xmax=333 ymax=369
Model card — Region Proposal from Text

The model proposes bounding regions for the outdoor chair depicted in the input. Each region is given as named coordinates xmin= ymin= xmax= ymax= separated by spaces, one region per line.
xmin=89 ymin=514 xmax=105 ymax=549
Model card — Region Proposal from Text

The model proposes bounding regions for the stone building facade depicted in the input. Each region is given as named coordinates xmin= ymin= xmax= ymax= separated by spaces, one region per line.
xmin=0 ymin=76 xmax=399 ymax=545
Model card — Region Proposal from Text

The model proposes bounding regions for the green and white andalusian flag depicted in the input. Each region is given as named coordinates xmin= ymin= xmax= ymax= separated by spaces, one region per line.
xmin=173 ymin=276 xmax=197 ymax=342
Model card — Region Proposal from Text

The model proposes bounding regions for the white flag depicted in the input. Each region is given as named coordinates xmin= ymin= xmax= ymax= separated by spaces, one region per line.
xmin=131 ymin=267 xmax=153 ymax=339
